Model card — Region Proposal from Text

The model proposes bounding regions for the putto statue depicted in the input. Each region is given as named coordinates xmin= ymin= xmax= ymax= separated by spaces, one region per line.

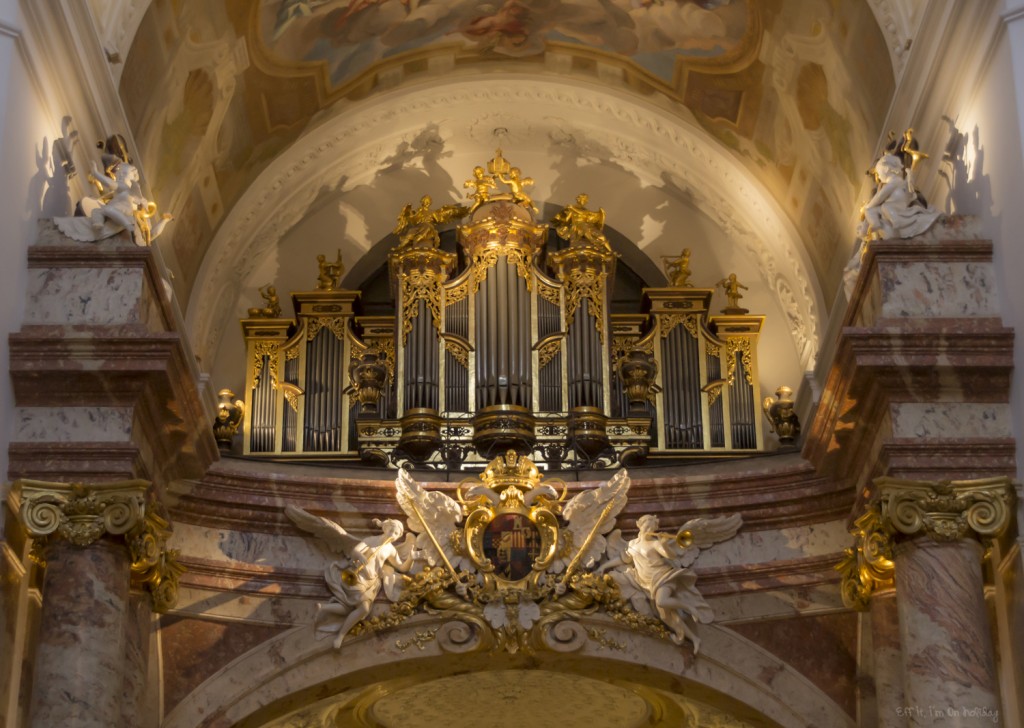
xmin=663 ymin=248 xmax=692 ymax=287
xmin=316 ymin=250 xmax=345 ymax=290
xmin=285 ymin=506 xmax=414 ymax=647
xmin=56 ymin=158 xmax=172 ymax=246
xmin=858 ymin=153 xmax=941 ymax=241
xmin=716 ymin=273 xmax=749 ymax=314
xmin=285 ymin=454 xmax=743 ymax=655
xmin=393 ymin=194 xmax=469 ymax=249
xmin=599 ymin=513 xmax=742 ymax=653
xmin=247 ymin=284 xmax=282 ymax=318
xmin=552 ymin=193 xmax=612 ymax=250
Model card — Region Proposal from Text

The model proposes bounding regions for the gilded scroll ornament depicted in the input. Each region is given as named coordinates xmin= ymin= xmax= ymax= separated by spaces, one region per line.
xmin=537 ymin=280 xmax=561 ymax=307
xmin=561 ymin=267 xmax=609 ymax=343
xmin=658 ymin=313 xmax=698 ymax=340
xmin=444 ymin=338 xmax=470 ymax=368
xmin=835 ymin=505 xmax=895 ymax=611
xmin=306 ymin=317 xmax=348 ymax=342
xmin=128 ymin=507 xmax=186 ymax=613
xmin=724 ymin=337 xmax=754 ymax=386
xmin=252 ymin=341 xmax=281 ymax=389
xmin=16 ymin=479 xmax=148 ymax=548
xmin=876 ymin=476 xmax=1013 ymax=543
xmin=285 ymin=454 xmax=742 ymax=655
xmin=536 ymin=338 xmax=562 ymax=369
xmin=399 ymin=268 xmax=445 ymax=340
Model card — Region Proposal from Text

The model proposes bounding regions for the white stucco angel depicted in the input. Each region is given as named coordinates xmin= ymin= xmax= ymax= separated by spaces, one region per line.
xmin=550 ymin=469 xmax=631 ymax=588
xmin=55 ymin=160 xmax=172 ymax=246
xmin=599 ymin=512 xmax=742 ymax=653
xmin=285 ymin=505 xmax=414 ymax=647
xmin=395 ymin=468 xmax=469 ymax=575
xmin=858 ymin=153 xmax=941 ymax=241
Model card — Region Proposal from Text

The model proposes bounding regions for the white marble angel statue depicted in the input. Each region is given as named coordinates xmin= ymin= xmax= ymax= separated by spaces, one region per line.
xmin=285 ymin=505 xmax=414 ymax=647
xmin=599 ymin=512 xmax=742 ymax=653
xmin=55 ymin=160 xmax=171 ymax=246
xmin=858 ymin=153 xmax=941 ymax=241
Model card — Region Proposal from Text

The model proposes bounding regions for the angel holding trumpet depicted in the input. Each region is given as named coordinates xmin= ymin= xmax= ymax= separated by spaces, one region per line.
xmin=598 ymin=512 xmax=742 ymax=653
xmin=285 ymin=506 xmax=415 ymax=647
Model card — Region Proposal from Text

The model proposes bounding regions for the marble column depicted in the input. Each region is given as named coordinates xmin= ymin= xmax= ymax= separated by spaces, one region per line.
xmin=878 ymin=476 xmax=1013 ymax=728
xmin=837 ymin=505 xmax=904 ymax=727
xmin=870 ymin=591 xmax=906 ymax=728
xmin=13 ymin=479 xmax=149 ymax=728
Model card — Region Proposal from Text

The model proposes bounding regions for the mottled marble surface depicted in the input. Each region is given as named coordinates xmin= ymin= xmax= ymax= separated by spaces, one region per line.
xmin=24 ymin=267 xmax=148 ymax=325
xmin=14 ymin=406 xmax=134 ymax=443
xmin=729 ymin=612 xmax=859 ymax=719
xmin=870 ymin=592 xmax=907 ymax=728
xmin=895 ymin=538 xmax=1001 ymax=726
xmin=878 ymin=262 xmax=998 ymax=319
xmin=28 ymin=539 xmax=131 ymax=728
xmin=159 ymin=615 xmax=289 ymax=716
xmin=890 ymin=403 xmax=1011 ymax=440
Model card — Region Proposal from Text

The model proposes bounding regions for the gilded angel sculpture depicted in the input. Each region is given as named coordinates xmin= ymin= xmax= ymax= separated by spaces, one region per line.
xmin=600 ymin=512 xmax=742 ymax=653
xmin=393 ymin=194 xmax=469 ymax=249
xmin=552 ymin=194 xmax=611 ymax=250
xmin=285 ymin=505 xmax=414 ymax=647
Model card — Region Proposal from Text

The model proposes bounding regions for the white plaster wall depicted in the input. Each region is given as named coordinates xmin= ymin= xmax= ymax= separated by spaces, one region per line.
xmin=948 ymin=18 xmax=1024 ymax=478
xmin=0 ymin=0 xmax=66 ymax=532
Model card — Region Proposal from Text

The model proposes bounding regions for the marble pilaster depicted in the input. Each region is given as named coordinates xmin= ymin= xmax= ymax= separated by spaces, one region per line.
xmin=869 ymin=591 xmax=906 ymax=728
xmin=11 ymin=478 xmax=168 ymax=728
xmin=877 ymin=477 xmax=1013 ymax=727
xmin=28 ymin=538 xmax=131 ymax=727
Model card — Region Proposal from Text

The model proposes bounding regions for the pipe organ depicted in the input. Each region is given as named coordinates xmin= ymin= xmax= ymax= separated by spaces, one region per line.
xmin=239 ymin=151 xmax=767 ymax=469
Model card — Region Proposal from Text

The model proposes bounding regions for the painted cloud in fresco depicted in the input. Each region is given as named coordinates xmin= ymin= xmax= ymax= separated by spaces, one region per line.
xmin=262 ymin=0 xmax=748 ymax=87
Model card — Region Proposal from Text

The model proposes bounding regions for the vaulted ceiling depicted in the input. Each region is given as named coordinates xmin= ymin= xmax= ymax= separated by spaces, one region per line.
xmin=93 ymin=0 xmax=919 ymax=394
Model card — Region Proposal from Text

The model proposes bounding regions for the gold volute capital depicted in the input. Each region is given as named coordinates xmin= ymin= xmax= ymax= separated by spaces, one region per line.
xmin=128 ymin=505 xmax=186 ymax=613
xmin=14 ymin=479 xmax=149 ymax=548
xmin=876 ymin=476 xmax=1014 ymax=543
xmin=835 ymin=505 xmax=895 ymax=611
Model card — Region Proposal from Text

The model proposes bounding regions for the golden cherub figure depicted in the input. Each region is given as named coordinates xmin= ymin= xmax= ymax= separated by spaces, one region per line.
xmin=247 ymin=284 xmax=282 ymax=318
xmin=393 ymin=194 xmax=469 ymax=249
xmin=552 ymin=193 xmax=611 ymax=250
xmin=317 ymin=250 xmax=345 ymax=290
xmin=717 ymin=273 xmax=749 ymax=313
xmin=486 ymin=149 xmax=537 ymax=212
xmin=663 ymin=248 xmax=692 ymax=287
xmin=463 ymin=165 xmax=496 ymax=211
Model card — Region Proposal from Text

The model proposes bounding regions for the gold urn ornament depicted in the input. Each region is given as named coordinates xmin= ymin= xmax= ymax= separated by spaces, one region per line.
xmin=214 ymin=388 xmax=245 ymax=450
xmin=762 ymin=385 xmax=800 ymax=444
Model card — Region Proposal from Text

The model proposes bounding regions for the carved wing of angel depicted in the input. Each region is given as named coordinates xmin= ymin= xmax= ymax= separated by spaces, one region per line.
xmin=284 ymin=505 xmax=363 ymax=562
xmin=552 ymin=468 xmax=631 ymax=573
xmin=392 ymin=204 xmax=414 ymax=235
xmin=394 ymin=468 xmax=465 ymax=570
xmin=672 ymin=513 xmax=743 ymax=568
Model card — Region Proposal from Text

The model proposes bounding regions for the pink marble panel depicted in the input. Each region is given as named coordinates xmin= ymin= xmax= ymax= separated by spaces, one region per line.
xmin=728 ymin=611 xmax=858 ymax=718
xmin=159 ymin=615 xmax=288 ymax=716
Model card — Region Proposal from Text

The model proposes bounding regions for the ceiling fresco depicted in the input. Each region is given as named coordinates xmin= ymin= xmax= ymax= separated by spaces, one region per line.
xmin=118 ymin=0 xmax=894 ymax=382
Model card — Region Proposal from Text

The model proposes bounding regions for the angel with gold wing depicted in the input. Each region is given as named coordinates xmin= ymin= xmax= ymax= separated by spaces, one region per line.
xmin=285 ymin=505 xmax=415 ymax=647
xmin=393 ymin=194 xmax=469 ymax=249
xmin=549 ymin=469 xmax=631 ymax=593
xmin=599 ymin=513 xmax=742 ymax=653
